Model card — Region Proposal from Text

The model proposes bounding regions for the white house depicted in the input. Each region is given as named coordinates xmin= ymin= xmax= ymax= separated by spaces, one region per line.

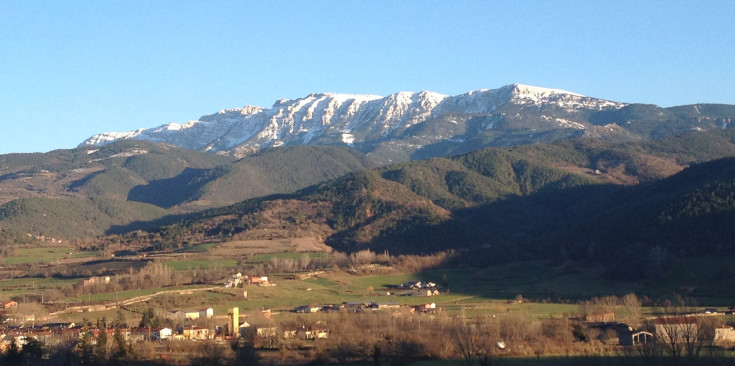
xmin=154 ymin=327 xmax=172 ymax=341
xmin=199 ymin=308 xmax=214 ymax=319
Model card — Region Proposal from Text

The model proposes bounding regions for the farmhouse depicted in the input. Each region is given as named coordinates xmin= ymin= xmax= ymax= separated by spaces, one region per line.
xmin=294 ymin=305 xmax=322 ymax=313
xmin=373 ymin=302 xmax=401 ymax=310
xmin=342 ymin=300 xmax=375 ymax=312
xmin=182 ymin=326 xmax=212 ymax=340
xmin=199 ymin=308 xmax=214 ymax=319
xmin=256 ymin=326 xmax=277 ymax=338
xmin=300 ymin=328 xmax=328 ymax=340
xmin=225 ymin=273 xmax=245 ymax=288
xmin=168 ymin=310 xmax=198 ymax=320
xmin=169 ymin=308 xmax=213 ymax=321
xmin=413 ymin=303 xmax=437 ymax=314
xmin=153 ymin=327 xmax=173 ymax=341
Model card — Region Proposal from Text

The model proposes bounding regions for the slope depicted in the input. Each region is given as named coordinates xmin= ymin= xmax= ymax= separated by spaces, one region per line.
xmin=127 ymin=146 xmax=378 ymax=210
xmin=0 ymin=140 xmax=232 ymax=205
xmin=127 ymin=146 xmax=599 ymax=254
xmin=180 ymin=146 xmax=379 ymax=210
xmin=0 ymin=197 xmax=170 ymax=241
xmin=114 ymin=132 xmax=735 ymax=268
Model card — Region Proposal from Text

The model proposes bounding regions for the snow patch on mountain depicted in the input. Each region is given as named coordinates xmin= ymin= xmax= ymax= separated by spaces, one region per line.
xmin=81 ymin=84 xmax=628 ymax=158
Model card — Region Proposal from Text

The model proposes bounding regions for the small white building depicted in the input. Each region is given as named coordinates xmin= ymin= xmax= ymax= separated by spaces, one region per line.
xmin=199 ymin=308 xmax=214 ymax=319
xmin=154 ymin=327 xmax=172 ymax=341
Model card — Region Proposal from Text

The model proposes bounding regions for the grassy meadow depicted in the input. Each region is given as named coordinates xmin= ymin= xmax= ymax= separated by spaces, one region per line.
xmin=1 ymin=247 xmax=95 ymax=264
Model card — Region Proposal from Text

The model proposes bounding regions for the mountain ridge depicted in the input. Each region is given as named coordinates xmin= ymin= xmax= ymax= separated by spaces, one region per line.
xmin=81 ymin=84 xmax=642 ymax=162
xmin=114 ymin=142 xmax=735 ymax=272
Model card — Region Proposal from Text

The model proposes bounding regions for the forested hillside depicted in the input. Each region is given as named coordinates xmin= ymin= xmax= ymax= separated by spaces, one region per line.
xmin=0 ymin=144 xmax=376 ymax=241
xmin=3 ymin=130 xmax=735 ymax=255
xmin=109 ymin=134 xmax=735 ymax=282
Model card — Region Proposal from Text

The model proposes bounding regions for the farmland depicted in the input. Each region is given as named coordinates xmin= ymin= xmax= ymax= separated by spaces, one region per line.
xmin=2 ymin=240 xmax=735 ymax=366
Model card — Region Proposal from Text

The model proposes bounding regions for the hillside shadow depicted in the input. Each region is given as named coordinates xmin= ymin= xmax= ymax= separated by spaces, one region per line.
xmin=66 ymin=170 xmax=105 ymax=191
xmin=334 ymin=182 xmax=669 ymax=300
xmin=127 ymin=167 xmax=221 ymax=208
xmin=410 ymin=126 xmax=586 ymax=161
xmin=105 ymin=211 xmax=198 ymax=235
xmin=327 ymin=182 xmax=625 ymax=260
xmin=371 ymin=170 xmax=735 ymax=301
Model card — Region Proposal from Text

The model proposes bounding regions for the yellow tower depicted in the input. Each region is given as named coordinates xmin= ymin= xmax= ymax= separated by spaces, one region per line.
xmin=228 ymin=307 xmax=240 ymax=337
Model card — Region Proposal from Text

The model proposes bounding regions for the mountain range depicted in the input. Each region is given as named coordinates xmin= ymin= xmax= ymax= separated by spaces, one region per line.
xmin=2 ymin=83 xmax=735 ymax=286
xmin=87 ymin=132 xmax=735 ymax=285
xmin=81 ymin=84 xmax=735 ymax=163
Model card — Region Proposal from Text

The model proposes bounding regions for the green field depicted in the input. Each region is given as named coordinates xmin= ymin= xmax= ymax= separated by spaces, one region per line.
xmin=175 ymin=242 xmax=220 ymax=253
xmin=67 ymin=284 xmax=219 ymax=303
xmin=165 ymin=258 xmax=239 ymax=271
xmin=248 ymin=252 xmax=331 ymax=263
xmin=2 ymin=247 xmax=95 ymax=264
xmin=0 ymin=277 xmax=80 ymax=298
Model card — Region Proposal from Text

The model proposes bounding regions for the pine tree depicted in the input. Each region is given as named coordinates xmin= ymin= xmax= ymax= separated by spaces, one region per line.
xmin=95 ymin=318 xmax=108 ymax=360
xmin=113 ymin=326 xmax=126 ymax=359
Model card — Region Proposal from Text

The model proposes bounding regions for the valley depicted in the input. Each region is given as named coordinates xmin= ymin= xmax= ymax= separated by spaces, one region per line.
xmin=2 ymin=86 xmax=735 ymax=364
xmin=2 ymin=238 xmax=735 ymax=365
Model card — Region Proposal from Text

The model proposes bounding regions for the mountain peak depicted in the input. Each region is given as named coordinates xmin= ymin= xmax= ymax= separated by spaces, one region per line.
xmin=80 ymin=84 xmax=643 ymax=161
xmin=508 ymin=83 xmax=583 ymax=97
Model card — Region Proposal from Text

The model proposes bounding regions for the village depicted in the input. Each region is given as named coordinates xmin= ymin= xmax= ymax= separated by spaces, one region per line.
xmin=0 ymin=273 xmax=448 ymax=356
xmin=2 ymin=270 xmax=735 ymax=358
xmin=0 ymin=250 xmax=735 ymax=365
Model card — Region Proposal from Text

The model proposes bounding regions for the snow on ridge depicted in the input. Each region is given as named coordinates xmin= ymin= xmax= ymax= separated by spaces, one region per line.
xmin=82 ymin=129 xmax=145 ymax=146
xmin=272 ymin=93 xmax=382 ymax=109
xmin=505 ymin=84 xmax=627 ymax=110
xmin=511 ymin=83 xmax=584 ymax=98
xmin=80 ymin=84 xmax=628 ymax=153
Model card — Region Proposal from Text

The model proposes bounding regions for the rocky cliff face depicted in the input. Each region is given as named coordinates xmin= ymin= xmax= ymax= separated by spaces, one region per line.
xmin=83 ymin=84 xmax=733 ymax=163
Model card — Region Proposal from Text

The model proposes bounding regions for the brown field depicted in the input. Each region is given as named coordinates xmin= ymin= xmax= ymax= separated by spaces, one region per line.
xmin=208 ymin=237 xmax=332 ymax=257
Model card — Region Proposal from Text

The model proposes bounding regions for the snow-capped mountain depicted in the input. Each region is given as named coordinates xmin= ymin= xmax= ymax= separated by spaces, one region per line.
xmin=81 ymin=84 xmax=732 ymax=163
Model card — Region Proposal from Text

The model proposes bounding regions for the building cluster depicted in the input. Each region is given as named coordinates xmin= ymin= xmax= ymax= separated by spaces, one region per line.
xmin=382 ymin=281 xmax=440 ymax=297
xmin=293 ymin=301 xmax=439 ymax=315
xmin=0 ymin=322 xmax=224 ymax=351
xmin=167 ymin=307 xmax=214 ymax=321
xmin=251 ymin=324 xmax=329 ymax=341
xmin=4 ymin=299 xmax=735 ymax=354
xmin=81 ymin=276 xmax=111 ymax=287
xmin=224 ymin=273 xmax=273 ymax=288
xmin=25 ymin=233 xmax=65 ymax=244
xmin=0 ymin=306 xmax=310 ymax=352
xmin=581 ymin=311 xmax=735 ymax=347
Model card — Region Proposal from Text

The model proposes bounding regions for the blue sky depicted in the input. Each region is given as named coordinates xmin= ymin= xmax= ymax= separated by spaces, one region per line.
xmin=1 ymin=1 xmax=733 ymax=154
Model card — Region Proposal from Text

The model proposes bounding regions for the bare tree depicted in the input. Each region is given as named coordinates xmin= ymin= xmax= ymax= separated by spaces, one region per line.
xmin=451 ymin=313 xmax=494 ymax=366
xmin=621 ymin=293 xmax=642 ymax=325
xmin=656 ymin=296 xmax=706 ymax=360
